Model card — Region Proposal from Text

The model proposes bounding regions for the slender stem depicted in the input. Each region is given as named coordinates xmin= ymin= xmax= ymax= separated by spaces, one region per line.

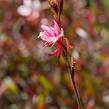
xmin=71 ymin=72 xmax=84 ymax=109
xmin=62 ymin=48 xmax=84 ymax=109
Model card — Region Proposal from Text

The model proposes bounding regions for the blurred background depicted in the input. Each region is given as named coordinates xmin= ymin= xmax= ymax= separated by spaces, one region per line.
xmin=0 ymin=0 xmax=109 ymax=109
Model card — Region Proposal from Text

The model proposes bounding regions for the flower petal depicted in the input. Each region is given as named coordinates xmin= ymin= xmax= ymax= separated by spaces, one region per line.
xmin=38 ymin=32 xmax=58 ymax=44
xmin=58 ymin=28 xmax=64 ymax=37
xmin=53 ymin=20 xmax=60 ymax=35
xmin=41 ymin=25 xmax=54 ymax=37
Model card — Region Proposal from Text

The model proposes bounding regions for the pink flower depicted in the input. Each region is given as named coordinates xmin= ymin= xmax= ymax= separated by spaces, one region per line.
xmin=38 ymin=20 xmax=64 ymax=57
xmin=38 ymin=21 xmax=64 ymax=45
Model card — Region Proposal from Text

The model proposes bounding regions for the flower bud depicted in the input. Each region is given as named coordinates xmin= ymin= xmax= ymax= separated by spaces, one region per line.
xmin=48 ymin=0 xmax=58 ymax=15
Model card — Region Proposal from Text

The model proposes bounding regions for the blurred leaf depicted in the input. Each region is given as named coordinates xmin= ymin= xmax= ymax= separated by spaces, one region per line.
xmin=38 ymin=75 xmax=54 ymax=92
xmin=4 ymin=77 xmax=19 ymax=93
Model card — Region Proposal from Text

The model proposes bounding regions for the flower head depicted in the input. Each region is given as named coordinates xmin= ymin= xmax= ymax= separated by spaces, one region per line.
xmin=38 ymin=20 xmax=64 ymax=57
xmin=38 ymin=20 xmax=64 ymax=46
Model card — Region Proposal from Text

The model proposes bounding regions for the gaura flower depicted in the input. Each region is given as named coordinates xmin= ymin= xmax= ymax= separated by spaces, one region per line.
xmin=38 ymin=20 xmax=64 ymax=57
xmin=17 ymin=0 xmax=49 ymax=22
xmin=38 ymin=20 xmax=64 ymax=45
xmin=17 ymin=0 xmax=41 ymax=17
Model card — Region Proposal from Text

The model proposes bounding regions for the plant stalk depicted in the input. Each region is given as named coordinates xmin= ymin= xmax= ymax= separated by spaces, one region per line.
xmin=62 ymin=48 xmax=84 ymax=109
